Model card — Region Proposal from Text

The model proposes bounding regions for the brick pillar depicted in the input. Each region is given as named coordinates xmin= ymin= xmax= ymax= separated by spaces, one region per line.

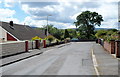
xmin=115 ymin=40 xmax=120 ymax=58
xmin=43 ymin=40 xmax=46 ymax=48
xmin=110 ymin=40 xmax=115 ymax=54
xmin=25 ymin=41 xmax=28 ymax=52
xmin=35 ymin=40 xmax=39 ymax=49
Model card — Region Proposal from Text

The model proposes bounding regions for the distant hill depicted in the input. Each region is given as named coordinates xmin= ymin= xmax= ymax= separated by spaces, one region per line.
xmin=67 ymin=28 xmax=116 ymax=30
xmin=31 ymin=26 xmax=116 ymax=30
xmin=31 ymin=26 xmax=37 ymax=28
xmin=95 ymin=28 xmax=116 ymax=30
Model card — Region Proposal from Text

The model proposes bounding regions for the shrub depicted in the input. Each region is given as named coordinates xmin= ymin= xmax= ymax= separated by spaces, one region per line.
xmin=95 ymin=29 xmax=119 ymax=42
xmin=95 ymin=29 xmax=107 ymax=39
xmin=32 ymin=36 xmax=42 ymax=41
xmin=45 ymin=35 xmax=55 ymax=43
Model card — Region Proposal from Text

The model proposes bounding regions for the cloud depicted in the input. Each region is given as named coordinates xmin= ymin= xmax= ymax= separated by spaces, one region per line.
xmin=18 ymin=0 xmax=119 ymax=2
xmin=0 ymin=8 xmax=22 ymax=24
xmin=96 ymin=18 xmax=118 ymax=29
xmin=23 ymin=16 xmax=46 ymax=27
xmin=4 ymin=0 xmax=15 ymax=7
xmin=0 ymin=1 xmax=2 ymax=4
xmin=1 ymin=0 xmax=118 ymax=29
xmin=0 ymin=8 xmax=15 ymax=18
xmin=20 ymin=1 xmax=118 ymax=28
xmin=21 ymin=2 xmax=59 ymax=8
xmin=23 ymin=16 xmax=75 ymax=29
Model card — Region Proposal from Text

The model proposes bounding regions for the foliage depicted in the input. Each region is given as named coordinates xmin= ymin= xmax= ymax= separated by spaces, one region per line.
xmin=32 ymin=36 xmax=42 ymax=41
xmin=45 ymin=35 xmax=55 ymax=43
xmin=64 ymin=29 xmax=70 ymax=39
xmin=67 ymin=29 xmax=79 ymax=39
xmin=43 ymin=25 xmax=64 ymax=40
xmin=74 ymin=11 xmax=103 ymax=39
xmin=95 ymin=29 xmax=107 ymax=39
xmin=95 ymin=29 xmax=119 ymax=42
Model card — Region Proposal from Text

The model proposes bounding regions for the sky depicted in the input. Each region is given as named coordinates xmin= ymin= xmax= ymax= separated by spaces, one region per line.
xmin=0 ymin=0 xmax=119 ymax=29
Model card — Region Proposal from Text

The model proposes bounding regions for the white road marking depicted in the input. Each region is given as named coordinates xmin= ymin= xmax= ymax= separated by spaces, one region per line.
xmin=91 ymin=49 xmax=100 ymax=76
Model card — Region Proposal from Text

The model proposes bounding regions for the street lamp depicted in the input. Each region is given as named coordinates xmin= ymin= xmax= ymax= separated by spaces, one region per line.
xmin=47 ymin=14 xmax=52 ymax=36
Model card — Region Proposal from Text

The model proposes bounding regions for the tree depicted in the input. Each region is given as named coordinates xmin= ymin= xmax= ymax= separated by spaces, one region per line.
xmin=64 ymin=29 xmax=70 ymax=39
xmin=67 ymin=29 xmax=77 ymax=39
xmin=43 ymin=25 xmax=64 ymax=40
xmin=75 ymin=11 xmax=103 ymax=39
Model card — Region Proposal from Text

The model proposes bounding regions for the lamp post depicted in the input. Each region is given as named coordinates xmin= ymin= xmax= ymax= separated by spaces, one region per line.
xmin=47 ymin=14 xmax=52 ymax=36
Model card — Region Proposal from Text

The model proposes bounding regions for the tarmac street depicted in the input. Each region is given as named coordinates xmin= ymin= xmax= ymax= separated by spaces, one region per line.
xmin=1 ymin=42 xmax=96 ymax=75
xmin=1 ymin=42 xmax=118 ymax=75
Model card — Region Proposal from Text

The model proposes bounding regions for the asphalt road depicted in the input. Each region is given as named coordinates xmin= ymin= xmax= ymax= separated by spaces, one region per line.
xmin=2 ymin=42 xmax=96 ymax=75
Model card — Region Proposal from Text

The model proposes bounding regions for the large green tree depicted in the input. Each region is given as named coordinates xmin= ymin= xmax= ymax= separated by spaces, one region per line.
xmin=74 ymin=11 xmax=103 ymax=39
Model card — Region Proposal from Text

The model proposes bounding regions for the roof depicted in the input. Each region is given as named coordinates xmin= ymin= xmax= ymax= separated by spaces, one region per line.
xmin=1 ymin=21 xmax=46 ymax=40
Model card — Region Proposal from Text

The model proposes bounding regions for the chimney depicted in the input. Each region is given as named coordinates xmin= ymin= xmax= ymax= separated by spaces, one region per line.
xmin=9 ymin=21 xmax=14 ymax=29
xmin=10 ymin=21 xmax=13 ymax=26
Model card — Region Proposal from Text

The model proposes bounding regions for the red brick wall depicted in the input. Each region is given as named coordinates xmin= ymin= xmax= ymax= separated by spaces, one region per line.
xmin=104 ymin=41 xmax=111 ymax=53
xmin=110 ymin=40 xmax=115 ymax=54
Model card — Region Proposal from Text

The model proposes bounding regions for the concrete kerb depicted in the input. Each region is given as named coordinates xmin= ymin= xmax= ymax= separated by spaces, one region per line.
xmin=1 ymin=50 xmax=43 ymax=67
xmin=54 ymin=42 xmax=71 ymax=48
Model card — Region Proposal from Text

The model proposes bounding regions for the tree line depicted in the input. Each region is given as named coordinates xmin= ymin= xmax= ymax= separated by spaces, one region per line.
xmin=36 ymin=10 xmax=119 ymax=41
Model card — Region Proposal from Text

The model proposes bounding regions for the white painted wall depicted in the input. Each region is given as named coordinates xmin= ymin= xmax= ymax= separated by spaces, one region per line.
xmin=0 ymin=26 xmax=7 ymax=42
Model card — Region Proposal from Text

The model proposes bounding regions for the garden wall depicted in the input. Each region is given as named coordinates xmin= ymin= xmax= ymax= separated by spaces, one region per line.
xmin=97 ymin=39 xmax=119 ymax=57
xmin=103 ymin=41 xmax=111 ymax=53
xmin=0 ymin=41 xmax=43 ymax=57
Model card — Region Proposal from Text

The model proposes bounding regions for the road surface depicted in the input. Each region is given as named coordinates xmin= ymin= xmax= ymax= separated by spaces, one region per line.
xmin=2 ymin=42 xmax=96 ymax=75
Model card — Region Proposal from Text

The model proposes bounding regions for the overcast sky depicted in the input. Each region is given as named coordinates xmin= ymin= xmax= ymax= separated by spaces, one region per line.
xmin=0 ymin=0 xmax=119 ymax=29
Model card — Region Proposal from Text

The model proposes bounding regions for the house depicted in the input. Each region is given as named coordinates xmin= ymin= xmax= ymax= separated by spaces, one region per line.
xmin=0 ymin=21 xmax=46 ymax=42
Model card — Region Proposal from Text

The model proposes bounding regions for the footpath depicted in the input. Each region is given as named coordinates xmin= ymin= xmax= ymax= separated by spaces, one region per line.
xmin=1 ymin=43 xmax=69 ymax=67
xmin=92 ymin=43 xmax=119 ymax=76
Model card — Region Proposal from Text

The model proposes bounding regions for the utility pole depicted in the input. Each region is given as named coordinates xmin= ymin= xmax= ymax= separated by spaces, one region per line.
xmin=46 ymin=15 xmax=52 ymax=36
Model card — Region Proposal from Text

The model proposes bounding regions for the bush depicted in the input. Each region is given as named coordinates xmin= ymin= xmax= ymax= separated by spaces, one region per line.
xmin=32 ymin=36 xmax=42 ymax=41
xmin=45 ymin=35 xmax=55 ymax=43
xmin=95 ymin=29 xmax=119 ymax=42
xmin=95 ymin=30 xmax=107 ymax=39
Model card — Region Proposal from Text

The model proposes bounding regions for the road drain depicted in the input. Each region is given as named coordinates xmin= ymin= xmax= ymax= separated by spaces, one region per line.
xmin=82 ymin=59 xmax=93 ymax=66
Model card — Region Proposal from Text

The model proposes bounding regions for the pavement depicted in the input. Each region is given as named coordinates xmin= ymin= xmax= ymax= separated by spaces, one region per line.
xmin=1 ymin=43 xmax=69 ymax=67
xmin=92 ymin=43 xmax=118 ymax=76
xmin=0 ymin=42 xmax=119 ymax=76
